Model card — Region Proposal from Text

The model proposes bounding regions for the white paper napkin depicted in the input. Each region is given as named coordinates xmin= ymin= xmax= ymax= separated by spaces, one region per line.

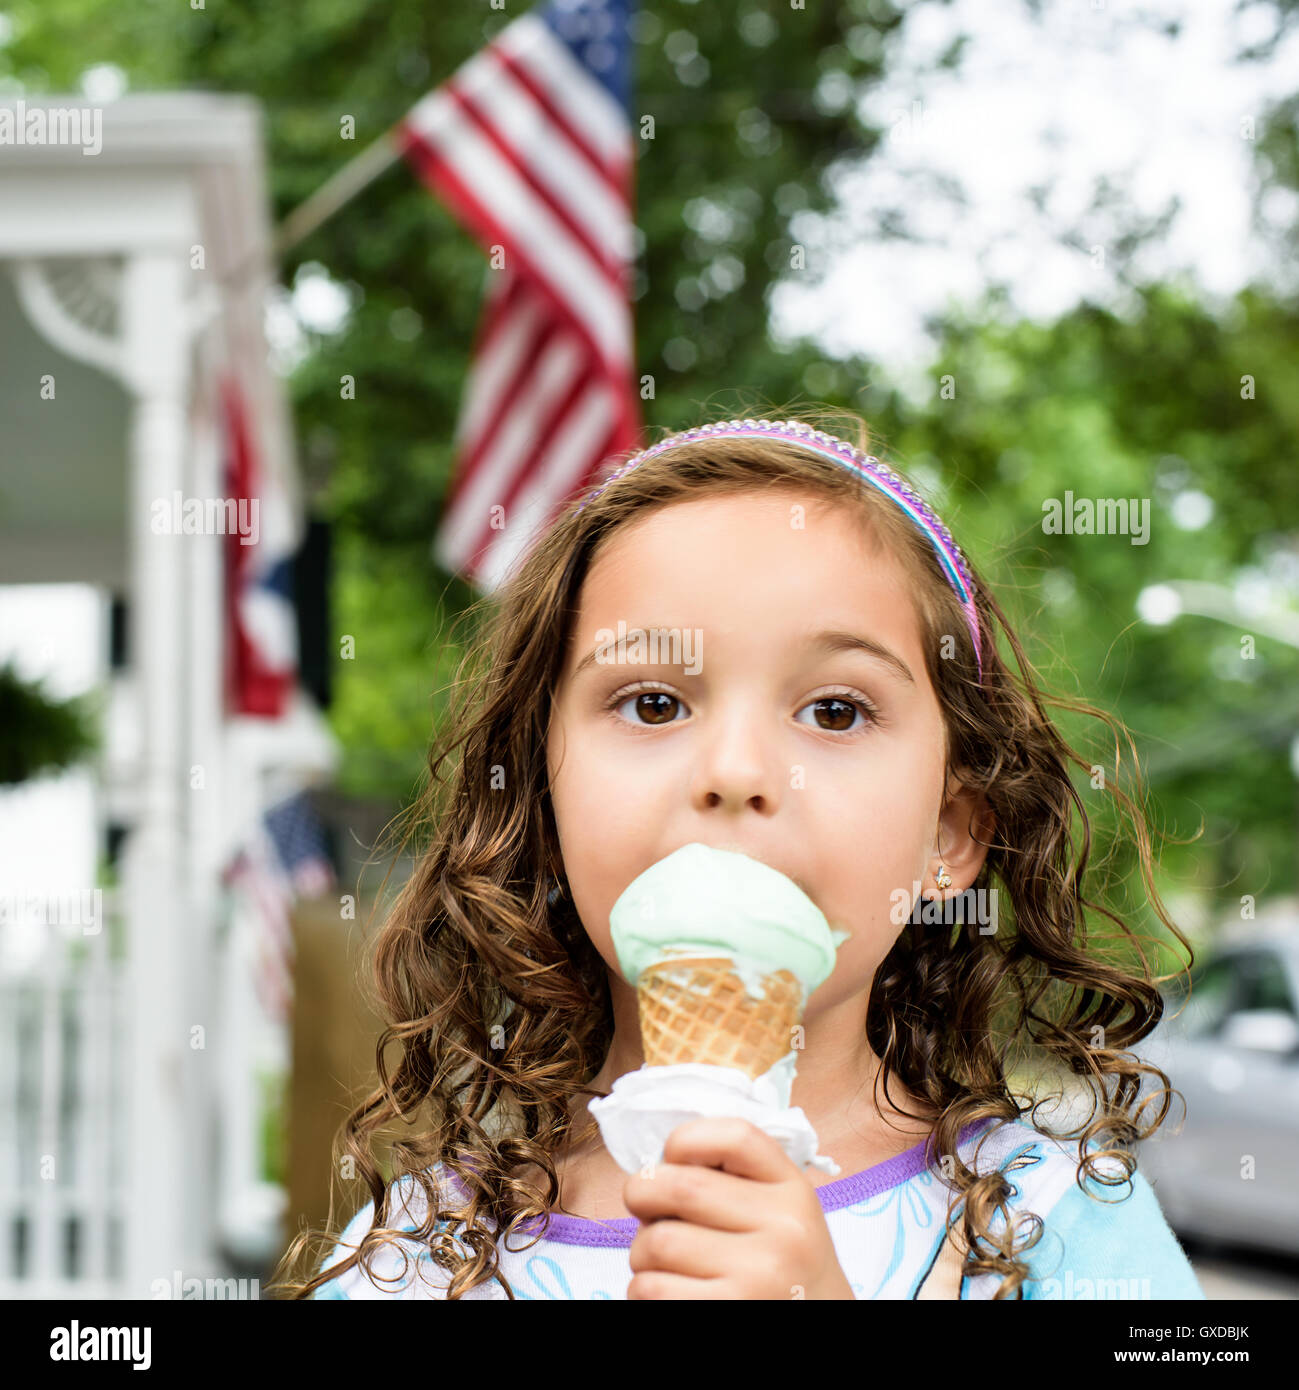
xmin=587 ymin=1051 xmax=840 ymax=1176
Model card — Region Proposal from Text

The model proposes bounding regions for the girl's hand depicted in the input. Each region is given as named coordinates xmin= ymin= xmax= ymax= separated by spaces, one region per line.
xmin=623 ymin=1116 xmax=855 ymax=1300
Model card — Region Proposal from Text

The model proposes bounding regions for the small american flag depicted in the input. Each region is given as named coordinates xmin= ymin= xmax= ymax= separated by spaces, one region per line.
xmin=224 ymin=790 xmax=336 ymax=1022
xmin=263 ymin=791 xmax=336 ymax=899
xmin=395 ymin=0 xmax=643 ymax=590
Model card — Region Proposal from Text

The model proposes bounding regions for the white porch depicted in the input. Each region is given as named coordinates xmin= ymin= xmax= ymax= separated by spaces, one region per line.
xmin=0 ymin=92 xmax=337 ymax=1297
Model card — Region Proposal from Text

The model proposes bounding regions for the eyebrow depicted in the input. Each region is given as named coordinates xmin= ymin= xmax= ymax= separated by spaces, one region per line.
xmin=806 ymin=629 xmax=915 ymax=686
xmin=569 ymin=627 xmax=915 ymax=686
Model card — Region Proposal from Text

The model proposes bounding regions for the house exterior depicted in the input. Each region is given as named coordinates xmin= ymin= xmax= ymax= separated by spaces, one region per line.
xmin=0 ymin=92 xmax=338 ymax=1297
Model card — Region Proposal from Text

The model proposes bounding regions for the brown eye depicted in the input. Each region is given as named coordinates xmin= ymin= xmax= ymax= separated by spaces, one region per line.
xmin=615 ymin=690 xmax=682 ymax=725
xmin=796 ymin=696 xmax=867 ymax=733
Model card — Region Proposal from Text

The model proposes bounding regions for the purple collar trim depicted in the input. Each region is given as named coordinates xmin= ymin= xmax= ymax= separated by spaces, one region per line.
xmin=444 ymin=1116 xmax=998 ymax=1249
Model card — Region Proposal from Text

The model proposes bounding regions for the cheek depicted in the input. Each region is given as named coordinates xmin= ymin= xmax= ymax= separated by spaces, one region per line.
xmin=547 ymin=730 xmax=645 ymax=979
xmin=552 ymin=736 xmax=648 ymax=859
xmin=811 ymin=760 xmax=939 ymax=897
xmin=805 ymin=899 xmax=913 ymax=1021
xmin=875 ymin=723 xmax=946 ymax=856
xmin=804 ymin=763 xmax=944 ymax=1004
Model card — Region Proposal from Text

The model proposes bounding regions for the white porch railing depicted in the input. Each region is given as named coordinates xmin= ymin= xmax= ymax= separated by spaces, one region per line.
xmin=0 ymin=890 xmax=126 ymax=1298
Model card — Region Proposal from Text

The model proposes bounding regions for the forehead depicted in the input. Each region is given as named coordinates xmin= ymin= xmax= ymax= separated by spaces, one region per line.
xmin=568 ymin=490 xmax=927 ymax=660
xmin=584 ymin=488 xmax=907 ymax=586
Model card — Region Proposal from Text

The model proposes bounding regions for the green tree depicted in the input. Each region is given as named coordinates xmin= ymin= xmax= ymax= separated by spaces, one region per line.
xmin=884 ymin=282 xmax=1299 ymax=927
xmin=0 ymin=662 xmax=99 ymax=784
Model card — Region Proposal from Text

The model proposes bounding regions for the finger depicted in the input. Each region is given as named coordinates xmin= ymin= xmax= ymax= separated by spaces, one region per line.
xmin=623 ymin=1161 xmax=764 ymax=1232
xmin=626 ymin=1269 xmax=736 ymax=1301
xmin=627 ymin=1217 xmax=751 ymax=1279
xmin=661 ymin=1116 xmax=800 ymax=1184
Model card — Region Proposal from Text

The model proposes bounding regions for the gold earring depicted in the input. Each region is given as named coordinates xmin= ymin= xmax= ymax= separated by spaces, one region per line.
xmin=935 ymin=865 xmax=953 ymax=891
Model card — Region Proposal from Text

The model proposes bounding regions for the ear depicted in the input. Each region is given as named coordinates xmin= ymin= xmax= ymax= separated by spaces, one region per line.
xmin=929 ymin=770 xmax=995 ymax=897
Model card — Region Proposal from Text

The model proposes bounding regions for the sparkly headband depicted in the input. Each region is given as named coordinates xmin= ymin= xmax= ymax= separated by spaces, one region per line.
xmin=577 ymin=418 xmax=983 ymax=682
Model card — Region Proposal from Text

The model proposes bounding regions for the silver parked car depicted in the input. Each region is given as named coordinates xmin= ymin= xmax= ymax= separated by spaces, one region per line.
xmin=1134 ymin=913 xmax=1299 ymax=1257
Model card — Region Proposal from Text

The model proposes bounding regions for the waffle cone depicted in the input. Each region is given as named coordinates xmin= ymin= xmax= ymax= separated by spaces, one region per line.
xmin=635 ymin=956 xmax=804 ymax=1080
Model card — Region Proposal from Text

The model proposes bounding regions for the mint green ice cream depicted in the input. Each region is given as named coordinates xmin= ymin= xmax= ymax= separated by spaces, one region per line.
xmin=609 ymin=842 xmax=849 ymax=999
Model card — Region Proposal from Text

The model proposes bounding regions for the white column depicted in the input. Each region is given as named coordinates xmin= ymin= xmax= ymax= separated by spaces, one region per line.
xmin=119 ymin=251 xmax=191 ymax=1297
xmin=184 ymin=358 xmax=225 ymax=1279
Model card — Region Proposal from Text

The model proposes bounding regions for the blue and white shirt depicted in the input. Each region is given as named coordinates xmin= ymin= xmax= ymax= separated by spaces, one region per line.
xmin=313 ymin=1116 xmax=1205 ymax=1300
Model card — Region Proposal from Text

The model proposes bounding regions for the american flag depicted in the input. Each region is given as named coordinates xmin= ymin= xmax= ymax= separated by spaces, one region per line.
xmin=221 ymin=372 xmax=298 ymax=718
xmin=224 ymin=790 xmax=336 ymax=1023
xmin=394 ymin=0 xmax=643 ymax=590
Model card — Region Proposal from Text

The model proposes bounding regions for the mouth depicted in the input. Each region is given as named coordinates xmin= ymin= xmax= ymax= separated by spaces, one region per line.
xmin=707 ymin=842 xmax=813 ymax=900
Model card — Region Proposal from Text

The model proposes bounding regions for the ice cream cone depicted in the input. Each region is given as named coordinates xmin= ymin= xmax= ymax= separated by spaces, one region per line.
xmin=635 ymin=955 xmax=804 ymax=1080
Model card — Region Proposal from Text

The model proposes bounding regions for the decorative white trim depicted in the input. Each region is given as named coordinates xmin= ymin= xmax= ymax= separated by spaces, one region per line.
xmin=10 ymin=256 xmax=127 ymax=385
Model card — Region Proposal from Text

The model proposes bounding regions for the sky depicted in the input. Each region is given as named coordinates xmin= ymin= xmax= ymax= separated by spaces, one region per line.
xmin=770 ymin=0 xmax=1299 ymax=398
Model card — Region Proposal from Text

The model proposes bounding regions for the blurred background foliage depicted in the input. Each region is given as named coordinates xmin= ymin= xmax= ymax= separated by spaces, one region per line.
xmin=4 ymin=0 xmax=1297 ymax=956
xmin=0 ymin=661 xmax=100 ymax=784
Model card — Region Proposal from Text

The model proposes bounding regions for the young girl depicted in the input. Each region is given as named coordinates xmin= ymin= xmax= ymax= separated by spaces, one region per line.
xmin=276 ymin=407 xmax=1205 ymax=1301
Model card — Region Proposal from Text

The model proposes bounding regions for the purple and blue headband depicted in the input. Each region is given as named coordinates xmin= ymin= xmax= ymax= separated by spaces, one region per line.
xmin=577 ymin=418 xmax=984 ymax=683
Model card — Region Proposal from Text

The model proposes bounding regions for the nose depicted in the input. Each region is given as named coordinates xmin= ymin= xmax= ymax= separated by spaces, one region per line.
xmin=688 ymin=695 xmax=782 ymax=817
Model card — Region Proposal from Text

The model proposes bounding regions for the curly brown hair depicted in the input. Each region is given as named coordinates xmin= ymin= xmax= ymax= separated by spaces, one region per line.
xmin=270 ymin=402 xmax=1195 ymax=1301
